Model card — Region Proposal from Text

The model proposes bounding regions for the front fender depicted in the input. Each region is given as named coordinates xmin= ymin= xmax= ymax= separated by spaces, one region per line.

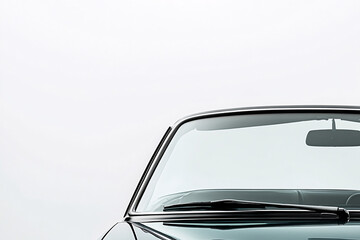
xmin=100 ymin=222 xmax=135 ymax=240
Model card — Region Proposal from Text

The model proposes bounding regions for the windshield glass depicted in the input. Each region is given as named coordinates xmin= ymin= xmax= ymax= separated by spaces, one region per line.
xmin=136 ymin=112 xmax=360 ymax=212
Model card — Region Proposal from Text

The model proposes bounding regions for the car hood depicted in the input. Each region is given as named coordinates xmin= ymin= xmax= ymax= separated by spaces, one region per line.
xmin=131 ymin=221 xmax=360 ymax=240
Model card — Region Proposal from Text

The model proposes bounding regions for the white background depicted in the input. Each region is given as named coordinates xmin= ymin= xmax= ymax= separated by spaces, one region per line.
xmin=1 ymin=1 xmax=360 ymax=239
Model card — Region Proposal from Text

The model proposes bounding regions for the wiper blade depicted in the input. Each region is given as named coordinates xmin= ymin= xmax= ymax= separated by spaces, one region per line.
xmin=163 ymin=199 xmax=350 ymax=223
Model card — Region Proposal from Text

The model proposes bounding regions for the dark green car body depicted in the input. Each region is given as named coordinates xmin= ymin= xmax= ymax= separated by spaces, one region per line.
xmin=103 ymin=220 xmax=360 ymax=240
xmin=101 ymin=106 xmax=360 ymax=240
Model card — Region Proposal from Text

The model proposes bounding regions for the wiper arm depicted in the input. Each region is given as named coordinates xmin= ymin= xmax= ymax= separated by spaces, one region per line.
xmin=163 ymin=199 xmax=350 ymax=223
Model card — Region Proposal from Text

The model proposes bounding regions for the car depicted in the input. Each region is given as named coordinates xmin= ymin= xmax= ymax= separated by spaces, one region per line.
xmin=100 ymin=105 xmax=360 ymax=240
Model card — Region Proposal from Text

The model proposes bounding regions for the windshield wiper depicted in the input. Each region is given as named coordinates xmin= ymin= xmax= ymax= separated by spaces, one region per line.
xmin=163 ymin=199 xmax=350 ymax=223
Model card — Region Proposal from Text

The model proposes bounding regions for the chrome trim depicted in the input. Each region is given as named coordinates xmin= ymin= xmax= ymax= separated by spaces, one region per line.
xmin=173 ymin=105 xmax=360 ymax=126
xmin=124 ymin=127 xmax=172 ymax=217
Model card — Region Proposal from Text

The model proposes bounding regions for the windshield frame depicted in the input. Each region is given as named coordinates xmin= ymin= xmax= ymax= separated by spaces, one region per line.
xmin=125 ymin=105 xmax=360 ymax=219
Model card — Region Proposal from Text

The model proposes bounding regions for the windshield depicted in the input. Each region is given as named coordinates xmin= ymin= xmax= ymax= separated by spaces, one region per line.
xmin=136 ymin=112 xmax=360 ymax=212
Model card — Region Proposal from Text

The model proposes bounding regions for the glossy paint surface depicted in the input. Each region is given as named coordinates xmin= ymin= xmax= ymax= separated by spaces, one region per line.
xmin=104 ymin=221 xmax=360 ymax=240
xmin=138 ymin=222 xmax=360 ymax=240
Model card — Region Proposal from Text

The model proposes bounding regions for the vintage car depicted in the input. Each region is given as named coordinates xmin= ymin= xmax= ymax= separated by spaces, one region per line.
xmin=100 ymin=106 xmax=360 ymax=240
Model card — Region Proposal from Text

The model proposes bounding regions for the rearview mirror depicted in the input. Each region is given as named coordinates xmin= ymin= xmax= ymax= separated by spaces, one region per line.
xmin=306 ymin=129 xmax=360 ymax=147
